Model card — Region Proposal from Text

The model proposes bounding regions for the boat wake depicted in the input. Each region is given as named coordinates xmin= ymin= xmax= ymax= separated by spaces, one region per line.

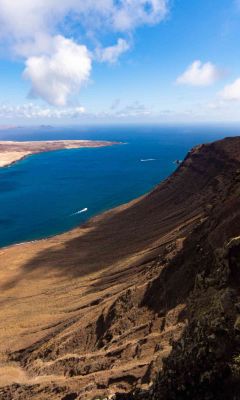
xmin=72 ymin=208 xmax=88 ymax=215
xmin=140 ymin=158 xmax=156 ymax=162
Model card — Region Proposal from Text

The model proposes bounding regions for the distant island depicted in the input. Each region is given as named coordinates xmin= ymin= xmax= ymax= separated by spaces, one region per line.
xmin=0 ymin=139 xmax=119 ymax=167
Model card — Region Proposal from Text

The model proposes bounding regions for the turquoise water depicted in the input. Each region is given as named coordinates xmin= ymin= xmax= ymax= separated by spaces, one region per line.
xmin=0 ymin=125 xmax=239 ymax=248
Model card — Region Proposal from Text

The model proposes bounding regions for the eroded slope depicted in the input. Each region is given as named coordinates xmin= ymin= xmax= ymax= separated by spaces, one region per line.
xmin=0 ymin=137 xmax=239 ymax=399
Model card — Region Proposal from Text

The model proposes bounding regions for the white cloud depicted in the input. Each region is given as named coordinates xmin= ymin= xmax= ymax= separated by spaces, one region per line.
xmin=219 ymin=78 xmax=240 ymax=101
xmin=0 ymin=103 xmax=86 ymax=119
xmin=0 ymin=0 xmax=169 ymax=106
xmin=0 ymin=100 xmax=153 ymax=121
xmin=96 ymin=38 xmax=130 ymax=64
xmin=111 ymin=0 xmax=168 ymax=31
xmin=0 ymin=1 xmax=168 ymax=40
xmin=112 ymin=101 xmax=152 ymax=117
xmin=23 ymin=35 xmax=91 ymax=106
xmin=176 ymin=60 xmax=221 ymax=86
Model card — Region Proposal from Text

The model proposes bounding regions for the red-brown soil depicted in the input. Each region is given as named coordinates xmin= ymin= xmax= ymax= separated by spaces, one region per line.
xmin=0 ymin=137 xmax=240 ymax=399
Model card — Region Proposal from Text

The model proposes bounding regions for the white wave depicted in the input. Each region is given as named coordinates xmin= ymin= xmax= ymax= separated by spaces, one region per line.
xmin=140 ymin=158 xmax=156 ymax=162
xmin=72 ymin=208 xmax=88 ymax=215
xmin=173 ymin=160 xmax=182 ymax=165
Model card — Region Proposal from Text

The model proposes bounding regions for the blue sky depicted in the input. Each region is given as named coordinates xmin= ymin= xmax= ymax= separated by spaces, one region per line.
xmin=0 ymin=0 xmax=240 ymax=124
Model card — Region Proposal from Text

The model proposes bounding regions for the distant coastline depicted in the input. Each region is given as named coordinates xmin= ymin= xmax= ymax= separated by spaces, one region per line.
xmin=0 ymin=139 xmax=119 ymax=168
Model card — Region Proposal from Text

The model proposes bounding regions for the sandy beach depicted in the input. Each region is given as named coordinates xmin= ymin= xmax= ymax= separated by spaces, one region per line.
xmin=0 ymin=140 xmax=118 ymax=168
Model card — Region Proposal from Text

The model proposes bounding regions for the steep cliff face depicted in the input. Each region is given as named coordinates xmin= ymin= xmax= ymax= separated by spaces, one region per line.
xmin=123 ymin=138 xmax=240 ymax=400
xmin=0 ymin=137 xmax=240 ymax=400
xmin=146 ymin=203 xmax=240 ymax=396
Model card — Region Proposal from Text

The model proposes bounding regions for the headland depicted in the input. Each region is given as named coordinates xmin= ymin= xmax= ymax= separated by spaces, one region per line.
xmin=0 ymin=139 xmax=119 ymax=167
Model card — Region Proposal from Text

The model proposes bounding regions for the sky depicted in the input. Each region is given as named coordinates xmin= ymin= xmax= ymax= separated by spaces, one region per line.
xmin=0 ymin=0 xmax=240 ymax=125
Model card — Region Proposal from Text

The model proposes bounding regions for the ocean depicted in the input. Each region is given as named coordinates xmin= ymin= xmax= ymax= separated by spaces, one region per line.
xmin=0 ymin=124 xmax=239 ymax=248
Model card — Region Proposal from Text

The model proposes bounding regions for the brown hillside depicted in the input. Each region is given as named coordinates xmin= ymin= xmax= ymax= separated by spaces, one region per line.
xmin=0 ymin=137 xmax=240 ymax=399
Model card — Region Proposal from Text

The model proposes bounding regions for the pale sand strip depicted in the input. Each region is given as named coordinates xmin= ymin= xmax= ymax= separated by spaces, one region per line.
xmin=0 ymin=139 xmax=119 ymax=168
xmin=0 ymin=151 xmax=31 ymax=168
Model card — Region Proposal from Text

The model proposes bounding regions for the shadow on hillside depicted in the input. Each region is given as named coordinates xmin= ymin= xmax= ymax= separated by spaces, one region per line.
xmin=1 ymin=142 xmax=225 ymax=292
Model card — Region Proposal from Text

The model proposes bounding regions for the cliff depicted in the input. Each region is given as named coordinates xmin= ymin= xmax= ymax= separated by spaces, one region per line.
xmin=0 ymin=137 xmax=240 ymax=400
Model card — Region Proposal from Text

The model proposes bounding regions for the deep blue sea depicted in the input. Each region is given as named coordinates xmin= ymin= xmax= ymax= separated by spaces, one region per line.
xmin=0 ymin=124 xmax=239 ymax=248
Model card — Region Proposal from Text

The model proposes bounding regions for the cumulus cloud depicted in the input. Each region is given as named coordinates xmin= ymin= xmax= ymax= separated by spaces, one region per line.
xmin=0 ymin=1 xmax=168 ymax=40
xmin=96 ymin=38 xmax=130 ymax=64
xmin=111 ymin=0 xmax=168 ymax=31
xmin=176 ymin=60 xmax=221 ymax=86
xmin=0 ymin=0 xmax=169 ymax=106
xmin=0 ymin=103 xmax=86 ymax=119
xmin=23 ymin=35 xmax=91 ymax=106
xmin=219 ymin=78 xmax=240 ymax=101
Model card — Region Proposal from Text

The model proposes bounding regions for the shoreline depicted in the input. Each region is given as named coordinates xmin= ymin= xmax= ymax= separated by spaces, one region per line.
xmin=0 ymin=193 xmax=143 ymax=251
xmin=0 ymin=153 xmax=31 ymax=168
xmin=0 ymin=139 xmax=120 ymax=168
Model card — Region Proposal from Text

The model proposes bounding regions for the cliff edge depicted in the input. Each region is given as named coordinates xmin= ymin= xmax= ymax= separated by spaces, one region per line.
xmin=0 ymin=137 xmax=240 ymax=399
